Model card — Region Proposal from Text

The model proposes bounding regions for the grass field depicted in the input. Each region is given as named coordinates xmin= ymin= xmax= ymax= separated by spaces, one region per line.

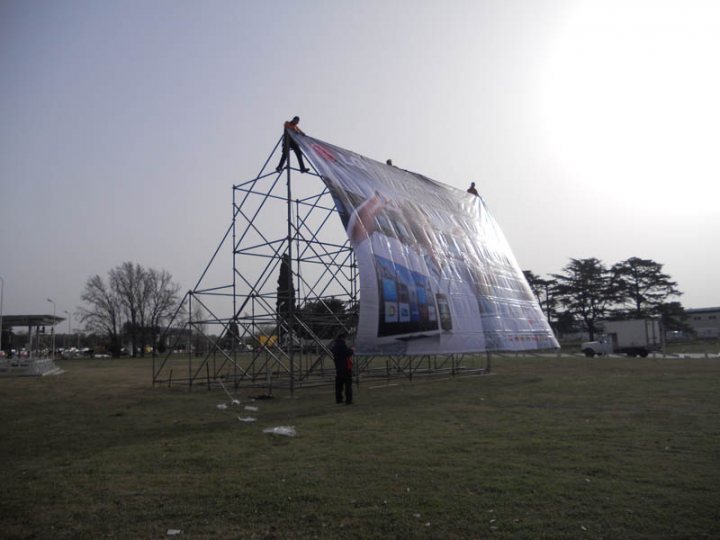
xmin=560 ymin=339 xmax=720 ymax=356
xmin=1 ymin=355 xmax=718 ymax=539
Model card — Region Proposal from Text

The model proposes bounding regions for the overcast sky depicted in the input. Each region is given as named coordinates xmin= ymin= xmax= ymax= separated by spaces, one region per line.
xmin=1 ymin=0 xmax=719 ymax=324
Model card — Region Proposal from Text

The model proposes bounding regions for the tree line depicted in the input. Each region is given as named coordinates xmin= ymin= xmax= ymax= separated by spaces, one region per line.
xmin=80 ymin=256 xmax=685 ymax=357
xmin=523 ymin=256 xmax=685 ymax=340
xmin=275 ymin=254 xmax=685 ymax=345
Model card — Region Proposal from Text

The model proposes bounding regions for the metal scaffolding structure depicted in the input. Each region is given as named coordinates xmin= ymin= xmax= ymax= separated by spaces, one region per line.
xmin=152 ymin=137 xmax=489 ymax=393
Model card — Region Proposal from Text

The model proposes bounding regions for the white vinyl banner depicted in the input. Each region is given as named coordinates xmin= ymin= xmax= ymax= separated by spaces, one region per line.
xmin=292 ymin=133 xmax=559 ymax=355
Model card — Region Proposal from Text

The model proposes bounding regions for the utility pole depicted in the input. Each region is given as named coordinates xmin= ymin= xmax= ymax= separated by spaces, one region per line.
xmin=47 ymin=298 xmax=56 ymax=359
xmin=0 ymin=276 xmax=4 ymax=355
xmin=64 ymin=310 xmax=73 ymax=350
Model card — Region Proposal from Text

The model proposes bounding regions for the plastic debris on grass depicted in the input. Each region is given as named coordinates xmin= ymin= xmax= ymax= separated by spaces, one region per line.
xmin=166 ymin=529 xmax=182 ymax=536
xmin=263 ymin=426 xmax=297 ymax=437
xmin=244 ymin=405 xmax=259 ymax=412
xmin=237 ymin=416 xmax=256 ymax=423
xmin=217 ymin=400 xmax=242 ymax=410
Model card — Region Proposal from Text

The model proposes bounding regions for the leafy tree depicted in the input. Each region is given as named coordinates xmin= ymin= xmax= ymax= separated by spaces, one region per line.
xmin=276 ymin=253 xmax=296 ymax=341
xmin=220 ymin=322 xmax=241 ymax=350
xmin=523 ymin=270 xmax=559 ymax=326
xmin=523 ymin=270 xmax=543 ymax=300
xmin=552 ymin=258 xmax=618 ymax=340
xmin=611 ymin=257 xmax=681 ymax=318
xmin=655 ymin=301 xmax=693 ymax=335
xmin=554 ymin=310 xmax=579 ymax=336
xmin=297 ymin=298 xmax=347 ymax=339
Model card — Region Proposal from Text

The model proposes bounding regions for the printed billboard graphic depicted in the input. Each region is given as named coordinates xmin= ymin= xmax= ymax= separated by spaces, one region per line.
xmin=292 ymin=133 xmax=559 ymax=355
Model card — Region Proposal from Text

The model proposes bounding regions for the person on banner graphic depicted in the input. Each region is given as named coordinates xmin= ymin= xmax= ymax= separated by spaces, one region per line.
xmin=346 ymin=191 xmax=431 ymax=345
xmin=467 ymin=182 xmax=479 ymax=196
xmin=347 ymin=191 xmax=484 ymax=351
xmin=330 ymin=332 xmax=354 ymax=405
xmin=347 ymin=190 xmax=387 ymax=245
xmin=275 ymin=116 xmax=310 ymax=173
xmin=346 ymin=191 xmax=405 ymax=343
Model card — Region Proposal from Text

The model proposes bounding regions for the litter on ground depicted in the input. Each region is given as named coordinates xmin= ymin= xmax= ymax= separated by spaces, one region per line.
xmin=262 ymin=426 xmax=297 ymax=437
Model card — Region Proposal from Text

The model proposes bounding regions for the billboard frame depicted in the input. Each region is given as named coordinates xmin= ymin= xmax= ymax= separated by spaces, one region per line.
xmin=152 ymin=136 xmax=490 ymax=393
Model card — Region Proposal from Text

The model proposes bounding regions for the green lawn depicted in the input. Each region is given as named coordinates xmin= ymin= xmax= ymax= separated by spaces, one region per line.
xmin=1 ymin=355 xmax=718 ymax=539
xmin=560 ymin=338 xmax=720 ymax=356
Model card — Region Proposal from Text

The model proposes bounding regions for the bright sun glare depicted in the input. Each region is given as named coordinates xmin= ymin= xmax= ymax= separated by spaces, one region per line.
xmin=540 ymin=0 xmax=720 ymax=216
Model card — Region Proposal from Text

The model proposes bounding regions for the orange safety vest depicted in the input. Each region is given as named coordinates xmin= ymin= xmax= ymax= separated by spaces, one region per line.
xmin=284 ymin=121 xmax=304 ymax=135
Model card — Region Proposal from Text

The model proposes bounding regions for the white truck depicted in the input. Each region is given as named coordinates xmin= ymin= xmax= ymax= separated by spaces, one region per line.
xmin=581 ymin=319 xmax=663 ymax=358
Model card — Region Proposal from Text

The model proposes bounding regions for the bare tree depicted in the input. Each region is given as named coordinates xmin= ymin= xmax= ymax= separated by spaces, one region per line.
xmin=79 ymin=262 xmax=181 ymax=358
xmin=78 ymin=274 xmax=124 ymax=357
xmin=110 ymin=262 xmax=145 ymax=357
xmin=145 ymin=268 xmax=181 ymax=355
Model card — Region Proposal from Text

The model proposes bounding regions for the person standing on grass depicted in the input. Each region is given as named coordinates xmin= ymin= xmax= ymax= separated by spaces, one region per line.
xmin=331 ymin=332 xmax=354 ymax=405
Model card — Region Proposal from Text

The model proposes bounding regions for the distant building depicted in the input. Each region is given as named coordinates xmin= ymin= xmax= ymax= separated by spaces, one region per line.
xmin=685 ymin=307 xmax=720 ymax=339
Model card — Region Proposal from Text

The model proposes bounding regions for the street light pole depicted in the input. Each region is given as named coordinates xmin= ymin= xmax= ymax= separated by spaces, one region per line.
xmin=0 ymin=276 xmax=4 ymax=355
xmin=47 ymin=298 xmax=56 ymax=360
xmin=63 ymin=310 xmax=72 ymax=350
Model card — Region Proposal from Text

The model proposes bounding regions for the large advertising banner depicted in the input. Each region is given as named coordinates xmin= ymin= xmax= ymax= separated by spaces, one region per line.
xmin=292 ymin=133 xmax=559 ymax=355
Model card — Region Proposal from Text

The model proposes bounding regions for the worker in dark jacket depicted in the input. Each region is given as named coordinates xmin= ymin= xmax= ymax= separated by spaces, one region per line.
xmin=330 ymin=332 xmax=354 ymax=405
xmin=275 ymin=116 xmax=309 ymax=173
